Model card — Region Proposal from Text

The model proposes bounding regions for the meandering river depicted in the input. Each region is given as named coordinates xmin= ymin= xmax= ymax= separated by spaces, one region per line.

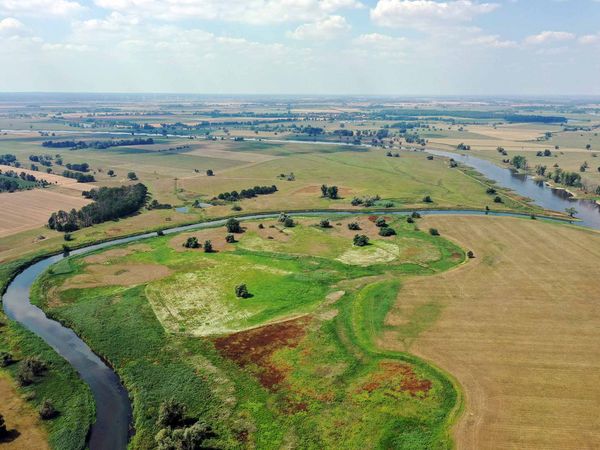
xmin=2 ymin=142 xmax=600 ymax=449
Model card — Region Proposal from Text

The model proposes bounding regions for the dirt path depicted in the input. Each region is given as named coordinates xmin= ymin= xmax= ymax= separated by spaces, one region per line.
xmin=383 ymin=215 xmax=600 ymax=449
xmin=0 ymin=374 xmax=49 ymax=449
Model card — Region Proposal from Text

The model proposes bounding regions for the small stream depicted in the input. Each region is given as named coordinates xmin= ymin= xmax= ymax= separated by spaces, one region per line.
xmin=2 ymin=141 xmax=600 ymax=450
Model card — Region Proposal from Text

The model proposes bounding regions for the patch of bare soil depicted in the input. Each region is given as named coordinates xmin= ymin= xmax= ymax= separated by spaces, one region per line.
xmin=213 ymin=316 xmax=311 ymax=391
xmin=62 ymin=263 xmax=172 ymax=289
xmin=0 ymin=375 xmax=49 ymax=450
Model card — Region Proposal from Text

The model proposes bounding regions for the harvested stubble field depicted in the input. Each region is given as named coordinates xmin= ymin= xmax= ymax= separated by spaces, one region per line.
xmin=32 ymin=215 xmax=466 ymax=449
xmin=383 ymin=215 xmax=600 ymax=449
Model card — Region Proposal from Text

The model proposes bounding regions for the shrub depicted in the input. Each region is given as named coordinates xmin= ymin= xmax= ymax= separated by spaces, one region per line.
xmin=347 ymin=222 xmax=360 ymax=230
xmin=353 ymin=234 xmax=369 ymax=247
xmin=467 ymin=250 xmax=475 ymax=259
xmin=206 ymin=169 xmax=214 ymax=176
xmin=127 ymin=171 xmax=138 ymax=180
xmin=235 ymin=284 xmax=250 ymax=299
xmin=283 ymin=217 xmax=295 ymax=228
xmin=63 ymin=233 xmax=73 ymax=241
xmin=183 ymin=237 xmax=200 ymax=249
xmin=39 ymin=399 xmax=58 ymax=420
xmin=157 ymin=398 xmax=186 ymax=429
xmin=411 ymin=211 xmax=421 ymax=219
xmin=231 ymin=205 xmax=242 ymax=211
xmin=319 ymin=219 xmax=331 ymax=228
xmin=17 ymin=356 xmax=47 ymax=386
xmin=0 ymin=414 xmax=7 ymax=438
xmin=203 ymin=240 xmax=213 ymax=253
xmin=0 ymin=352 xmax=14 ymax=367
xmin=407 ymin=217 xmax=414 ymax=224
xmin=486 ymin=187 xmax=497 ymax=195
xmin=225 ymin=234 xmax=235 ymax=243
xmin=157 ymin=230 xmax=165 ymax=236
xmin=493 ymin=196 xmax=503 ymax=203
xmin=384 ymin=201 xmax=394 ymax=208
xmin=379 ymin=227 xmax=396 ymax=237
xmin=226 ymin=218 xmax=242 ymax=233
xmin=429 ymin=228 xmax=440 ymax=236
xmin=375 ymin=217 xmax=387 ymax=227
xmin=258 ymin=223 xmax=264 ymax=229
xmin=422 ymin=195 xmax=433 ymax=203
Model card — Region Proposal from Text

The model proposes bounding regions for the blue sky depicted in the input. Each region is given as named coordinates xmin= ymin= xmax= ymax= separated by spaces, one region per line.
xmin=0 ymin=0 xmax=599 ymax=95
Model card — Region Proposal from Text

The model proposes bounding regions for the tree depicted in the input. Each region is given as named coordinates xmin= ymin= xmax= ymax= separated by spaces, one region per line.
xmin=157 ymin=398 xmax=186 ymax=429
xmin=235 ymin=284 xmax=250 ymax=298
xmin=320 ymin=184 xmax=328 ymax=197
xmin=347 ymin=222 xmax=360 ymax=230
xmin=0 ymin=352 xmax=13 ymax=367
xmin=39 ymin=399 xmax=58 ymax=420
xmin=283 ymin=217 xmax=295 ymax=228
xmin=107 ymin=169 xmax=115 ymax=177
xmin=225 ymin=234 xmax=235 ymax=243
xmin=319 ymin=219 xmax=331 ymax=228
xmin=17 ymin=356 xmax=47 ymax=386
xmin=429 ymin=228 xmax=440 ymax=236
xmin=353 ymin=234 xmax=369 ymax=247
xmin=494 ymin=196 xmax=503 ymax=203
xmin=375 ymin=217 xmax=387 ymax=227
xmin=206 ymin=169 xmax=214 ymax=176
xmin=0 ymin=414 xmax=7 ymax=438
xmin=127 ymin=171 xmax=138 ymax=180
xmin=467 ymin=250 xmax=475 ymax=259
xmin=226 ymin=218 xmax=242 ymax=233
xmin=379 ymin=227 xmax=396 ymax=237
xmin=203 ymin=240 xmax=213 ymax=253
xmin=422 ymin=195 xmax=433 ymax=203
xmin=511 ymin=155 xmax=528 ymax=170
xmin=183 ymin=237 xmax=200 ymax=249
xmin=327 ymin=185 xmax=338 ymax=199
xmin=565 ymin=207 xmax=578 ymax=217
xmin=64 ymin=233 xmax=73 ymax=241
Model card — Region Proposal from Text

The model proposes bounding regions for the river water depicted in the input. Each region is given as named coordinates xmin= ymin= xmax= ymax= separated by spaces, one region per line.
xmin=2 ymin=142 xmax=600 ymax=449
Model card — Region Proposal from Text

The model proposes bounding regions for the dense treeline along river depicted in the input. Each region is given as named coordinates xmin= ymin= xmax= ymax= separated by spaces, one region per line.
xmin=2 ymin=146 xmax=599 ymax=449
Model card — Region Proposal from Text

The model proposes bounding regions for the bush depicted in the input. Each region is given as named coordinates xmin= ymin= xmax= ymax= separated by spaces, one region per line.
xmin=226 ymin=218 xmax=242 ymax=233
xmin=17 ymin=356 xmax=47 ymax=386
xmin=235 ymin=284 xmax=250 ymax=299
xmin=379 ymin=227 xmax=396 ymax=237
xmin=384 ymin=201 xmax=394 ymax=208
xmin=375 ymin=217 xmax=387 ymax=227
xmin=127 ymin=171 xmax=138 ymax=180
xmin=258 ymin=223 xmax=264 ymax=229
xmin=493 ymin=196 xmax=503 ymax=203
xmin=429 ymin=228 xmax=440 ymax=236
xmin=157 ymin=230 xmax=165 ymax=236
xmin=206 ymin=169 xmax=214 ymax=176
xmin=203 ymin=240 xmax=213 ymax=253
xmin=63 ymin=233 xmax=73 ymax=241
xmin=353 ymin=234 xmax=369 ymax=247
xmin=407 ymin=217 xmax=414 ymax=224
xmin=157 ymin=398 xmax=186 ymax=429
xmin=411 ymin=211 xmax=421 ymax=219
xmin=39 ymin=399 xmax=58 ymax=420
xmin=319 ymin=219 xmax=331 ymax=228
xmin=225 ymin=234 xmax=235 ymax=243
xmin=0 ymin=352 xmax=14 ymax=367
xmin=422 ymin=195 xmax=433 ymax=203
xmin=183 ymin=237 xmax=200 ymax=249
xmin=467 ymin=250 xmax=475 ymax=258
xmin=0 ymin=414 xmax=7 ymax=438
xmin=231 ymin=205 xmax=242 ymax=211
xmin=283 ymin=217 xmax=295 ymax=228
xmin=347 ymin=222 xmax=360 ymax=230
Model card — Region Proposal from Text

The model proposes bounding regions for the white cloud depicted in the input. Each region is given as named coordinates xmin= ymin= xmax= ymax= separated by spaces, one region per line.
xmin=0 ymin=0 xmax=83 ymax=16
xmin=464 ymin=33 xmax=517 ymax=48
xmin=524 ymin=30 xmax=575 ymax=45
xmin=0 ymin=16 xmax=23 ymax=32
xmin=352 ymin=32 xmax=407 ymax=58
xmin=94 ymin=0 xmax=363 ymax=24
xmin=288 ymin=15 xmax=350 ymax=40
xmin=370 ymin=0 xmax=499 ymax=29
xmin=579 ymin=33 xmax=600 ymax=45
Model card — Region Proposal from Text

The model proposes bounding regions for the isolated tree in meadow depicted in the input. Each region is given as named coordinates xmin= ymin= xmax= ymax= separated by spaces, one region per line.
xmin=157 ymin=398 xmax=186 ymax=429
xmin=235 ymin=284 xmax=250 ymax=299
xmin=107 ymin=169 xmax=115 ymax=177
xmin=319 ymin=219 xmax=331 ymax=228
xmin=183 ymin=237 xmax=200 ymax=249
xmin=127 ymin=171 xmax=138 ymax=180
xmin=327 ymin=185 xmax=339 ymax=199
xmin=422 ymin=195 xmax=433 ymax=203
xmin=206 ymin=169 xmax=214 ymax=176
xmin=347 ymin=222 xmax=360 ymax=230
xmin=511 ymin=155 xmax=528 ymax=170
xmin=586 ymin=144 xmax=592 ymax=150
xmin=226 ymin=218 xmax=242 ymax=233
xmin=225 ymin=234 xmax=235 ymax=243
xmin=203 ymin=240 xmax=213 ymax=253
xmin=467 ymin=250 xmax=475 ymax=259
xmin=353 ymin=234 xmax=369 ymax=247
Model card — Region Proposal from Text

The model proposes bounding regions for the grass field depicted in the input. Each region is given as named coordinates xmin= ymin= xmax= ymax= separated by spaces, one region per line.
xmin=31 ymin=215 xmax=466 ymax=449
xmin=383 ymin=215 xmax=600 ymax=449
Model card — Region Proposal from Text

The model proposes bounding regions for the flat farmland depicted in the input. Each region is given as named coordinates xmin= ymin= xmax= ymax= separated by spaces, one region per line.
xmin=0 ymin=189 xmax=91 ymax=237
xmin=383 ymin=215 xmax=600 ymax=449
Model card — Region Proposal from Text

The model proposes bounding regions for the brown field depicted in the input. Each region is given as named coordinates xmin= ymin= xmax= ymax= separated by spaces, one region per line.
xmin=0 ymin=374 xmax=49 ymax=450
xmin=0 ymin=189 xmax=91 ymax=237
xmin=383 ymin=215 xmax=600 ymax=449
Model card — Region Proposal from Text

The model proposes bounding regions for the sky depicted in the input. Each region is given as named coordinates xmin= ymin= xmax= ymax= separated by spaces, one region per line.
xmin=0 ymin=0 xmax=599 ymax=95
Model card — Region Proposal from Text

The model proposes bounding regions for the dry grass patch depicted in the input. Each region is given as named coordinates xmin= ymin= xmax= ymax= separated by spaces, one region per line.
xmin=383 ymin=215 xmax=600 ymax=450
xmin=83 ymin=243 xmax=152 ymax=264
xmin=63 ymin=263 xmax=172 ymax=289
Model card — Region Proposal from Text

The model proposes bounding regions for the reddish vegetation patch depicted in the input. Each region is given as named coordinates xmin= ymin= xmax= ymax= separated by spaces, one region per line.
xmin=213 ymin=317 xmax=311 ymax=390
xmin=357 ymin=361 xmax=432 ymax=397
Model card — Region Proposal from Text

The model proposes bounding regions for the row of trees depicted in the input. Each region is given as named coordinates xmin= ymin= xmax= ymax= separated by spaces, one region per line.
xmin=42 ymin=137 xmax=154 ymax=150
xmin=48 ymin=183 xmax=148 ymax=232
xmin=65 ymin=162 xmax=90 ymax=172
xmin=216 ymin=185 xmax=277 ymax=202
xmin=62 ymin=170 xmax=95 ymax=183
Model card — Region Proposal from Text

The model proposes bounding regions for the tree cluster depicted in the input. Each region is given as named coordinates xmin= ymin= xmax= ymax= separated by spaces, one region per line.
xmin=216 ymin=185 xmax=277 ymax=202
xmin=42 ymin=137 xmax=154 ymax=150
xmin=155 ymin=399 xmax=217 ymax=450
xmin=65 ymin=162 xmax=90 ymax=172
xmin=320 ymin=184 xmax=338 ymax=199
xmin=48 ymin=184 xmax=148 ymax=232
xmin=62 ymin=170 xmax=95 ymax=183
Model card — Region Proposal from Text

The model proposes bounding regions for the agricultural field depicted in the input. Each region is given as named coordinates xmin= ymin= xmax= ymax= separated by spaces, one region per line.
xmin=384 ymin=215 xmax=600 ymax=449
xmin=31 ymin=215 xmax=465 ymax=449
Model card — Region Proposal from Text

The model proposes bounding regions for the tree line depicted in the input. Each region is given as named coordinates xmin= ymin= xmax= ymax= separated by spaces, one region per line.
xmin=42 ymin=137 xmax=154 ymax=150
xmin=62 ymin=170 xmax=95 ymax=182
xmin=216 ymin=185 xmax=277 ymax=202
xmin=48 ymin=183 xmax=148 ymax=232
